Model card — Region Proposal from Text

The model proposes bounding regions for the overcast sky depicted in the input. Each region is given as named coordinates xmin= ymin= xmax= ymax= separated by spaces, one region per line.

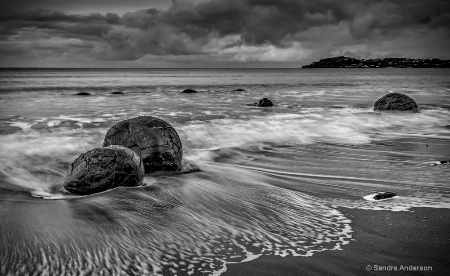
xmin=0 ymin=0 xmax=449 ymax=68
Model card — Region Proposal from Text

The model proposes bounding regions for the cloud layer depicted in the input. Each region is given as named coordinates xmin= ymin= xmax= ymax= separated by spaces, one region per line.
xmin=1 ymin=0 xmax=449 ymax=67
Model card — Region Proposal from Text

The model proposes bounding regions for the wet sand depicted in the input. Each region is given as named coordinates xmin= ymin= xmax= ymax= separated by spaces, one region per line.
xmin=224 ymin=207 xmax=450 ymax=276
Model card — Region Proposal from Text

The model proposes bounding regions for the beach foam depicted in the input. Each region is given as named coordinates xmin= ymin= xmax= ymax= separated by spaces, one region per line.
xmin=178 ymin=107 xmax=450 ymax=152
xmin=1 ymin=163 xmax=353 ymax=275
xmin=0 ymin=127 xmax=104 ymax=195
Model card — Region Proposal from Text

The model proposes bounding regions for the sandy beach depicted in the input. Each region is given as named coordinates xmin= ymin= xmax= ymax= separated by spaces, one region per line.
xmin=225 ymin=207 xmax=450 ymax=275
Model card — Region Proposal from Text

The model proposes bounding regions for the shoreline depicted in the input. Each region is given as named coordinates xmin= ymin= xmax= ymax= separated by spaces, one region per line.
xmin=223 ymin=207 xmax=450 ymax=275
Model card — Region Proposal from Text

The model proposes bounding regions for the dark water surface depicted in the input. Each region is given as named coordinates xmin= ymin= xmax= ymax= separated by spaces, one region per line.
xmin=1 ymin=68 xmax=450 ymax=275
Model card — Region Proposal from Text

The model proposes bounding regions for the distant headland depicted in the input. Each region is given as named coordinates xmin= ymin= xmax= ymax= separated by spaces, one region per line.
xmin=302 ymin=56 xmax=450 ymax=68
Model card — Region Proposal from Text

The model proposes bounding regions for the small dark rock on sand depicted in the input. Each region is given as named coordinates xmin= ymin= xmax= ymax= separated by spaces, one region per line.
xmin=373 ymin=192 xmax=397 ymax=200
xmin=103 ymin=116 xmax=183 ymax=174
xmin=75 ymin=92 xmax=91 ymax=96
xmin=374 ymin=92 xmax=418 ymax=112
xmin=182 ymin=89 xmax=197 ymax=93
xmin=64 ymin=146 xmax=144 ymax=195
xmin=258 ymin=98 xmax=273 ymax=107
xmin=111 ymin=91 xmax=124 ymax=95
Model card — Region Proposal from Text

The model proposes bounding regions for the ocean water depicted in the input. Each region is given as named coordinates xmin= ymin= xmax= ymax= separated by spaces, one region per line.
xmin=0 ymin=68 xmax=449 ymax=275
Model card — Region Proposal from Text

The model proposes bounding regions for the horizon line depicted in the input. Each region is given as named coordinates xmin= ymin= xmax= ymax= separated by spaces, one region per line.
xmin=0 ymin=67 xmax=305 ymax=70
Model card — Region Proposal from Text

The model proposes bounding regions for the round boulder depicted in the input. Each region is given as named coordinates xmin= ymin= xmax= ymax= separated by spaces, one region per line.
xmin=258 ymin=98 xmax=273 ymax=107
xmin=374 ymin=93 xmax=418 ymax=112
xmin=75 ymin=92 xmax=91 ymax=96
xmin=182 ymin=89 xmax=197 ymax=93
xmin=103 ymin=116 xmax=183 ymax=173
xmin=64 ymin=146 xmax=144 ymax=195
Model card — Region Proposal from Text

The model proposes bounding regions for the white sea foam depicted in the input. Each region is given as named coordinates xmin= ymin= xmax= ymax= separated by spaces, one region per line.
xmin=0 ymin=128 xmax=104 ymax=194
xmin=1 ymin=162 xmax=354 ymax=276
xmin=8 ymin=122 xmax=33 ymax=132
xmin=178 ymin=107 xmax=450 ymax=152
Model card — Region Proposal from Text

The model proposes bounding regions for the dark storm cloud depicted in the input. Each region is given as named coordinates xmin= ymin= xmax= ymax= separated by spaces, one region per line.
xmin=0 ymin=0 xmax=170 ymax=16
xmin=0 ymin=0 xmax=449 ymax=67
xmin=165 ymin=0 xmax=449 ymax=43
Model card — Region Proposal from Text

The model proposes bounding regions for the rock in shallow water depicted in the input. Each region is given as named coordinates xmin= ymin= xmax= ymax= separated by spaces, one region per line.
xmin=363 ymin=191 xmax=398 ymax=201
xmin=373 ymin=192 xmax=397 ymax=200
xmin=75 ymin=92 xmax=91 ymax=96
xmin=103 ymin=116 xmax=183 ymax=173
xmin=64 ymin=145 xmax=144 ymax=195
xmin=182 ymin=89 xmax=197 ymax=93
xmin=374 ymin=92 xmax=418 ymax=112
xmin=258 ymin=98 xmax=273 ymax=107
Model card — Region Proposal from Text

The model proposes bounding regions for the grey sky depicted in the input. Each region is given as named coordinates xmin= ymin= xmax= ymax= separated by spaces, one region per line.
xmin=0 ymin=0 xmax=172 ymax=15
xmin=0 ymin=0 xmax=449 ymax=68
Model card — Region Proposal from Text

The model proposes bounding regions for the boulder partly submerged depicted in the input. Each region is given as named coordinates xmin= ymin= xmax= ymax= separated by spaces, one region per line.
xmin=75 ymin=92 xmax=91 ymax=96
xmin=428 ymin=160 xmax=450 ymax=166
xmin=363 ymin=191 xmax=398 ymax=201
xmin=246 ymin=98 xmax=274 ymax=107
xmin=103 ymin=116 xmax=183 ymax=174
xmin=182 ymin=89 xmax=197 ymax=93
xmin=258 ymin=98 xmax=273 ymax=107
xmin=64 ymin=145 xmax=144 ymax=195
xmin=374 ymin=92 xmax=418 ymax=112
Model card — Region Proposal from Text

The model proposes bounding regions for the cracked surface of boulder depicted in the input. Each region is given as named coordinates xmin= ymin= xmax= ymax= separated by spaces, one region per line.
xmin=103 ymin=116 xmax=183 ymax=173
xmin=64 ymin=145 xmax=144 ymax=195
xmin=374 ymin=92 xmax=418 ymax=112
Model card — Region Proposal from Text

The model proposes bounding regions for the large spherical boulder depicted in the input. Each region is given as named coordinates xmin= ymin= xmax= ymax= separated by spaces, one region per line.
xmin=64 ymin=146 xmax=144 ymax=195
xmin=374 ymin=93 xmax=418 ymax=112
xmin=103 ymin=116 xmax=183 ymax=173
